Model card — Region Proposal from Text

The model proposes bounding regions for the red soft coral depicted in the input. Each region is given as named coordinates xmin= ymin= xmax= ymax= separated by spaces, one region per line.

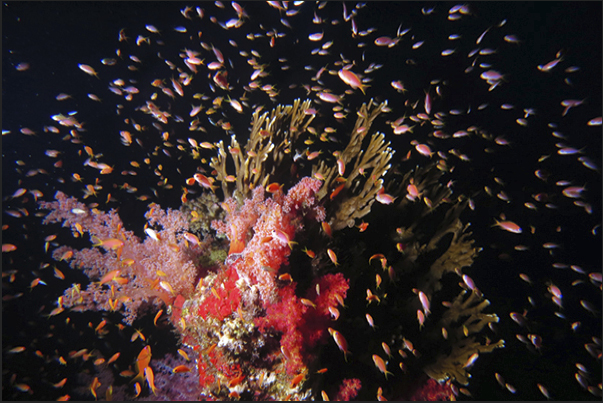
xmin=254 ymin=273 xmax=350 ymax=375
xmin=197 ymin=266 xmax=242 ymax=321
xmin=255 ymin=283 xmax=308 ymax=375
xmin=334 ymin=378 xmax=362 ymax=401
xmin=197 ymin=359 xmax=215 ymax=389
xmin=407 ymin=378 xmax=455 ymax=401
xmin=301 ymin=273 xmax=350 ymax=347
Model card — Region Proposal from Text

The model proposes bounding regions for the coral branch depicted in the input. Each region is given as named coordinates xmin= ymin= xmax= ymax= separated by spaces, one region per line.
xmin=314 ymin=99 xmax=395 ymax=230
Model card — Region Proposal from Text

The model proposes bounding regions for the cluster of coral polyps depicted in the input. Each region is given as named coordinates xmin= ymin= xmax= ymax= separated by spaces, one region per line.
xmin=168 ymin=177 xmax=354 ymax=400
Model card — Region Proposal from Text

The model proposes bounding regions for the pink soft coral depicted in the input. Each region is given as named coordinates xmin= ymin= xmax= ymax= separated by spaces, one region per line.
xmin=39 ymin=191 xmax=199 ymax=324
xmin=212 ymin=177 xmax=325 ymax=304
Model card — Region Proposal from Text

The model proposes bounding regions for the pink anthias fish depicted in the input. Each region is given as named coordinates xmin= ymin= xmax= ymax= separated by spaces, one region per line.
xmin=493 ymin=218 xmax=522 ymax=234
xmin=337 ymin=68 xmax=368 ymax=94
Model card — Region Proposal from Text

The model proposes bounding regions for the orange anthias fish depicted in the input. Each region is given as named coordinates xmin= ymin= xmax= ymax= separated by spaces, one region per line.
xmin=172 ymin=365 xmax=191 ymax=374
xmin=372 ymin=354 xmax=394 ymax=379
xmin=145 ymin=366 xmax=157 ymax=395
xmin=328 ymin=328 xmax=350 ymax=360
xmin=492 ymin=218 xmax=522 ymax=234
xmin=272 ymin=229 xmax=297 ymax=249
xmin=90 ymin=377 xmax=101 ymax=399
xmin=99 ymin=269 xmax=121 ymax=285
xmin=107 ymin=352 xmax=121 ymax=364
xmin=78 ymin=64 xmax=99 ymax=78
xmin=337 ymin=68 xmax=368 ymax=94
xmin=327 ymin=248 xmax=339 ymax=266
xmin=132 ymin=345 xmax=152 ymax=383
xmin=356 ymin=221 xmax=369 ymax=232
xmin=265 ymin=182 xmax=283 ymax=193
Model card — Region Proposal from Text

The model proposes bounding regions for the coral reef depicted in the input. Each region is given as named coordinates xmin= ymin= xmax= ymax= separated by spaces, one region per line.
xmin=38 ymin=101 xmax=502 ymax=401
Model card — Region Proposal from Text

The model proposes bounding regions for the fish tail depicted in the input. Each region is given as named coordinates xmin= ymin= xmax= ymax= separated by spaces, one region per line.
xmin=130 ymin=371 xmax=145 ymax=384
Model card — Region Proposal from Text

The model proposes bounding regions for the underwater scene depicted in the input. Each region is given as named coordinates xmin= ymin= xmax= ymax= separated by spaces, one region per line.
xmin=2 ymin=2 xmax=601 ymax=401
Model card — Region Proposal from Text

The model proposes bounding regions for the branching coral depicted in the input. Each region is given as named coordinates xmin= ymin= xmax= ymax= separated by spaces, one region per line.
xmin=209 ymin=99 xmax=316 ymax=202
xmin=422 ymin=219 xmax=479 ymax=295
xmin=211 ymin=98 xmax=395 ymax=233
xmin=440 ymin=289 xmax=502 ymax=337
xmin=339 ymin=159 xmax=502 ymax=398
xmin=424 ymin=289 xmax=504 ymax=385
xmin=388 ymin=162 xmax=454 ymax=217
xmin=314 ymin=99 xmax=395 ymax=230
xmin=386 ymin=164 xmax=479 ymax=296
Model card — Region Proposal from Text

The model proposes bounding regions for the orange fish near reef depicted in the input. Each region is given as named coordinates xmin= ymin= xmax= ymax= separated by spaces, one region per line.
xmin=321 ymin=221 xmax=332 ymax=237
xmin=93 ymin=237 xmax=124 ymax=250
xmin=327 ymin=248 xmax=339 ymax=266
xmin=328 ymin=328 xmax=350 ymax=360
xmin=357 ymin=221 xmax=369 ymax=232
xmin=290 ymin=373 xmax=305 ymax=388
xmin=493 ymin=218 xmax=522 ymax=234
xmin=99 ymin=269 xmax=121 ymax=285
xmin=330 ymin=183 xmax=345 ymax=200
xmin=272 ymin=229 xmax=297 ymax=249
xmin=172 ymin=365 xmax=191 ymax=373
xmin=266 ymin=182 xmax=284 ymax=193
xmin=107 ymin=352 xmax=120 ymax=364
xmin=145 ymin=366 xmax=157 ymax=395
xmin=90 ymin=377 xmax=101 ymax=399
xmin=338 ymin=68 xmax=367 ymax=94
xmin=372 ymin=354 xmax=394 ymax=379
xmin=376 ymin=190 xmax=396 ymax=205
xmin=132 ymin=345 xmax=152 ymax=383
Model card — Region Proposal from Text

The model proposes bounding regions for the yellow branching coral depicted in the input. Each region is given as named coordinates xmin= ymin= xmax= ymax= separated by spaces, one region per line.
xmin=389 ymin=163 xmax=454 ymax=217
xmin=210 ymin=98 xmax=395 ymax=231
xmin=313 ymin=99 xmax=395 ymax=230
xmin=440 ymin=289 xmax=501 ymax=334
xmin=424 ymin=289 xmax=504 ymax=385
xmin=391 ymin=193 xmax=478 ymax=296
xmin=376 ymin=162 xmax=502 ymax=388
xmin=421 ymin=207 xmax=479 ymax=296
xmin=424 ymin=335 xmax=504 ymax=386
xmin=209 ymin=99 xmax=316 ymax=202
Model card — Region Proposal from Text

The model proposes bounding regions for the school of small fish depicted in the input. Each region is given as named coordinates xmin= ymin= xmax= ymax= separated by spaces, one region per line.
xmin=3 ymin=1 xmax=601 ymax=400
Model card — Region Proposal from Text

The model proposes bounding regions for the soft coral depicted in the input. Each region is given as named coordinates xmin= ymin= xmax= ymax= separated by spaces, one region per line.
xmin=254 ymin=273 xmax=350 ymax=375
xmin=197 ymin=266 xmax=242 ymax=321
